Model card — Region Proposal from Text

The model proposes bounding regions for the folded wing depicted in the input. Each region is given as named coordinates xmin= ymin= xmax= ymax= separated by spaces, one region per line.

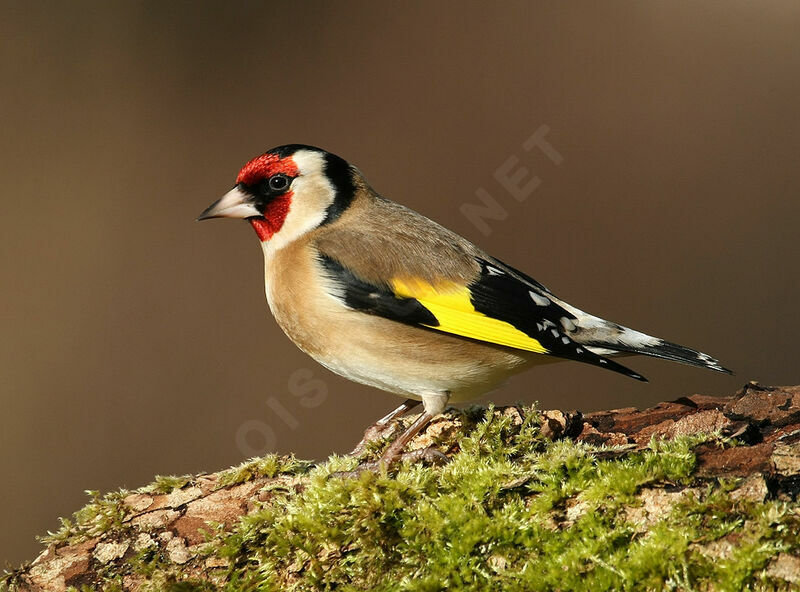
xmin=318 ymin=253 xmax=647 ymax=382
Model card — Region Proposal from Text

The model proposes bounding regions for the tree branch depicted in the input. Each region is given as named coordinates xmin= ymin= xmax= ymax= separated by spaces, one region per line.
xmin=5 ymin=383 xmax=800 ymax=591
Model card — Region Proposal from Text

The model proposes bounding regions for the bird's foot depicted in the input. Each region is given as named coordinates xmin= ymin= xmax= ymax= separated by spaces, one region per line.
xmin=393 ymin=446 xmax=450 ymax=466
xmin=349 ymin=419 xmax=403 ymax=457
xmin=330 ymin=446 xmax=450 ymax=479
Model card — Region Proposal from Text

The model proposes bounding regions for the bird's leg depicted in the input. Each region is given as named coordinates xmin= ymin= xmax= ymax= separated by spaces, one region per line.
xmin=378 ymin=410 xmax=436 ymax=464
xmin=350 ymin=398 xmax=420 ymax=456
xmin=376 ymin=398 xmax=422 ymax=426
xmin=330 ymin=394 xmax=449 ymax=478
xmin=379 ymin=392 xmax=449 ymax=467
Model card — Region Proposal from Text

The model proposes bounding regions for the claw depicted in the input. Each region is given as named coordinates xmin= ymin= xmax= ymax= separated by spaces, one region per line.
xmin=349 ymin=398 xmax=421 ymax=457
xmin=349 ymin=420 xmax=403 ymax=457
xmin=329 ymin=445 xmax=450 ymax=479
xmin=395 ymin=446 xmax=450 ymax=466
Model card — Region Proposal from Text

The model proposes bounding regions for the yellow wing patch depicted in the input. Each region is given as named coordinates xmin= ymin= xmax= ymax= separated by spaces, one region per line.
xmin=390 ymin=277 xmax=548 ymax=354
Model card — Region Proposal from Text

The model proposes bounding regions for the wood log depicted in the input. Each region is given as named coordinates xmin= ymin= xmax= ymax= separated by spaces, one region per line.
xmin=4 ymin=382 xmax=800 ymax=591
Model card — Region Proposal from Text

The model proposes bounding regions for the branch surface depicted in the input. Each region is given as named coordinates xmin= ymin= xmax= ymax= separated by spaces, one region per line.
xmin=5 ymin=383 xmax=800 ymax=591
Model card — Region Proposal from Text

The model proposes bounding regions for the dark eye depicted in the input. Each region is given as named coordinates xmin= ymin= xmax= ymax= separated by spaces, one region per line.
xmin=268 ymin=174 xmax=291 ymax=192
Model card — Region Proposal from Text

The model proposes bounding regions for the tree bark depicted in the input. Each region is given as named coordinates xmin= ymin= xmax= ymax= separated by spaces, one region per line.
xmin=5 ymin=382 xmax=800 ymax=591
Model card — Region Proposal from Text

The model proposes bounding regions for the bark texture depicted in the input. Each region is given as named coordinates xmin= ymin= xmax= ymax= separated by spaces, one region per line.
xmin=5 ymin=382 xmax=800 ymax=591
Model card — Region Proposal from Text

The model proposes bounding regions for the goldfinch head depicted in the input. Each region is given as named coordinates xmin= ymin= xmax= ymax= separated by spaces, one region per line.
xmin=198 ymin=145 xmax=355 ymax=246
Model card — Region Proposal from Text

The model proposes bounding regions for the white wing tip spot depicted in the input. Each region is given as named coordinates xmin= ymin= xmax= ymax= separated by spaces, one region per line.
xmin=529 ymin=291 xmax=551 ymax=307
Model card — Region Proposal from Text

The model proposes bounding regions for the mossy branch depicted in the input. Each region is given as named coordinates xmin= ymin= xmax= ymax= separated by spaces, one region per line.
xmin=4 ymin=383 xmax=800 ymax=591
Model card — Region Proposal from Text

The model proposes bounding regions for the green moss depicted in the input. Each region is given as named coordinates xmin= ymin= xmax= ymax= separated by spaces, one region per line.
xmin=140 ymin=574 xmax=218 ymax=592
xmin=199 ymin=408 xmax=799 ymax=591
xmin=146 ymin=474 xmax=194 ymax=494
xmin=10 ymin=407 xmax=800 ymax=592
xmin=215 ymin=454 xmax=311 ymax=489
xmin=33 ymin=454 xmax=309 ymax=549
xmin=39 ymin=489 xmax=129 ymax=545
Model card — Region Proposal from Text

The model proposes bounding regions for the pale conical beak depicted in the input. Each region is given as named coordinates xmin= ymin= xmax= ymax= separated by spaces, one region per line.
xmin=197 ymin=186 xmax=261 ymax=221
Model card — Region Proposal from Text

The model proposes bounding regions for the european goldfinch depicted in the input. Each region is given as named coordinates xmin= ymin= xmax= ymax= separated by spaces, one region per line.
xmin=198 ymin=144 xmax=731 ymax=464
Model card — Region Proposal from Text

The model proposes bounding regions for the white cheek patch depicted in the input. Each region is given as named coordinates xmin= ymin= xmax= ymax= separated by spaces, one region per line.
xmin=267 ymin=150 xmax=336 ymax=251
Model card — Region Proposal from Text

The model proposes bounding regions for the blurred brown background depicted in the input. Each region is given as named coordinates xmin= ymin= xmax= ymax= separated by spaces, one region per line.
xmin=2 ymin=1 xmax=799 ymax=566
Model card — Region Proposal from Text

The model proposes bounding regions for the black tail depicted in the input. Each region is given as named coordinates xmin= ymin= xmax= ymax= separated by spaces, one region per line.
xmin=599 ymin=337 xmax=733 ymax=375
xmin=552 ymin=303 xmax=732 ymax=378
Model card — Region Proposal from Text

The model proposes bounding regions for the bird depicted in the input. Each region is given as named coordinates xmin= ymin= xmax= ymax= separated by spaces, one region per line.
xmin=198 ymin=144 xmax=731 ymax=465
